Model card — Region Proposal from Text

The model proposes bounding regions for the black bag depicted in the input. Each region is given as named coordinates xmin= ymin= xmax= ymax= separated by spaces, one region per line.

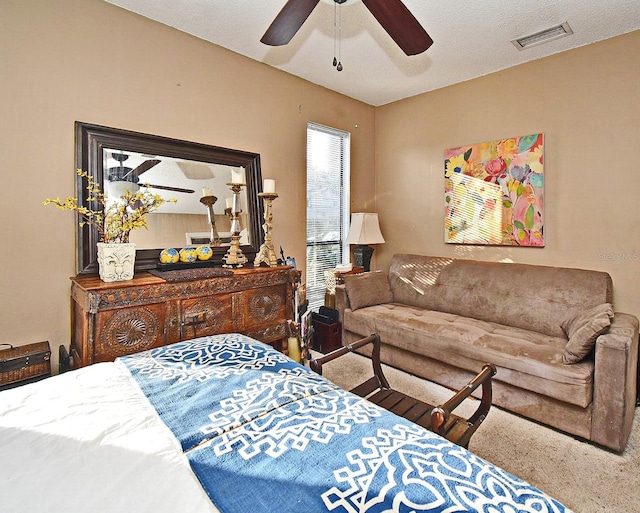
xmin=317 ymin=306 xmax=339 ymax=324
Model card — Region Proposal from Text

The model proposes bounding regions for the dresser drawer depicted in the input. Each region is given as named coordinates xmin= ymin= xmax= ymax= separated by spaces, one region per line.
xmin=180 ymin=294 xmax=235 ymax=339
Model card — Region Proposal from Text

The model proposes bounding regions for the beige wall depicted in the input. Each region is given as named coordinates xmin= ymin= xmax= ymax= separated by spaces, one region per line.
xmin=374 ymin=30 xmax=640 ymax=320
xmin=0 ymin=0 xmax=375 ymax=370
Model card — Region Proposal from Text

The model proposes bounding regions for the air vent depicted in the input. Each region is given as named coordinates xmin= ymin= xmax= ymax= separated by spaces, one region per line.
xmin=512 ymin=22 xmax=573 ymax=50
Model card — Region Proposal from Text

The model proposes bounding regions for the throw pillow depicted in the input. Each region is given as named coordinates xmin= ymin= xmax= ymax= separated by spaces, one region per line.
xmin=343 ymin=271 xmax=393 ymax=311
xmin=562 ymin=303 xmax=614 ymax=364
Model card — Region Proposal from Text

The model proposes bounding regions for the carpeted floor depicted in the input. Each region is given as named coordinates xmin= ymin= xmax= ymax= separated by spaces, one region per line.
xmin=315 ymin=350 xmax=640 ymax=513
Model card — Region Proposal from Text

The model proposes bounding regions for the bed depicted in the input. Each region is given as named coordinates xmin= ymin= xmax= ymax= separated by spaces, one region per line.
xmin=0 ymin=333 xmax=572 ymax=512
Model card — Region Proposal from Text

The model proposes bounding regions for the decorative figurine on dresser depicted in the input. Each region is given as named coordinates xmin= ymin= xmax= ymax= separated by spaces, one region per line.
xmin=69 ymin=266 xmax=300 ymax=368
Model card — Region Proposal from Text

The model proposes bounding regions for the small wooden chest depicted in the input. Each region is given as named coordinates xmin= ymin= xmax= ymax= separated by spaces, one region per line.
xmin=0 ymin=341 xmax=51 ymax=391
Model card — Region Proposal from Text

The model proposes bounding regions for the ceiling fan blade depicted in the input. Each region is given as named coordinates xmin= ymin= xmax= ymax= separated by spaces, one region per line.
xmin=132 ymin=159 xmax=161 ymax=176
xmin=142 ymin=183 xmax=195 ymax=194
xmin=362 ymin=0 xmax=433 ymax=55
xmin=121 ymin=159 xmax=161 ymax=181
xmin=260 ymin=0 xmax=320 ymax=46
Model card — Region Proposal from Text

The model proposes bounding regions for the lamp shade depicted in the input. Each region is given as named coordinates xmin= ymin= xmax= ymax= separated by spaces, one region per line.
xmin=345 ymin=213 xmax=385 ymax=245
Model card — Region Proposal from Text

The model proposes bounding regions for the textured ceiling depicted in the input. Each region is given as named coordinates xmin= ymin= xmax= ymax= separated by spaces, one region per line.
xmin=104 ymin=0 xmax=640 ymax=106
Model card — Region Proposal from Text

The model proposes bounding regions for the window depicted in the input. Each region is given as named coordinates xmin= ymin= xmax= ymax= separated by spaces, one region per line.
xmin=306 ymin=122 xmax=350 ymax=312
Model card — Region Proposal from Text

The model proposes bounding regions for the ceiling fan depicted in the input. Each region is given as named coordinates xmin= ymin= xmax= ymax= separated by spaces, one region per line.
xmin=261 ymin=0 xmax=433 ymax=56
xmin=107 ymin=153 xmax=195 ymax=194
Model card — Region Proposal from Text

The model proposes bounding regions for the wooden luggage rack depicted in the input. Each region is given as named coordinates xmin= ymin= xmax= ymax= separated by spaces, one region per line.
xmin=310 ymin=333 xmax=496 ymax=449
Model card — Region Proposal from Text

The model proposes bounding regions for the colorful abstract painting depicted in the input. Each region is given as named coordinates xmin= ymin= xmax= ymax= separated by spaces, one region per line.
xmin=444 ymin=133 xmax=544 ymax=246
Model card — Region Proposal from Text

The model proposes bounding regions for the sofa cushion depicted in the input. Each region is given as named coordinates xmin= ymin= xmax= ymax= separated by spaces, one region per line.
xmin=562 ymin=303 xmax=614 ymax=364
xmin=343 ymin=304 xmax=594 ymax=408
xmin=343 ymin=271 xmax=393 ymax=311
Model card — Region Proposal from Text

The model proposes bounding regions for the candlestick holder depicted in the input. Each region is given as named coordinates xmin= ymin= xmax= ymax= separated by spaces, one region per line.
xmin=254 ymin=192 xmax=279 ymax=267
xmin=199 ymin=195 xmax=221 ymax=246
xmin=222 ymin=183 xmax=248 ymax=268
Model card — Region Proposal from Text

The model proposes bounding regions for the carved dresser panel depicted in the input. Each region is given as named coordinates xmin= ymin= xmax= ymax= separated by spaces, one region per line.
xmin=70 ymin=266 xmax=299 ymax=368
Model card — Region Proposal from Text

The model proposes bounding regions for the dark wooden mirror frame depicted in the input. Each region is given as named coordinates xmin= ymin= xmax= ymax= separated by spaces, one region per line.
xmin=75 ymin=121 xmax=264 ymax=275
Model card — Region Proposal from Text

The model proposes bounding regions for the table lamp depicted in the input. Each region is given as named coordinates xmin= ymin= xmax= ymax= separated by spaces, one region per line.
xmin=345 ymin=213 xmax=385 ymax=272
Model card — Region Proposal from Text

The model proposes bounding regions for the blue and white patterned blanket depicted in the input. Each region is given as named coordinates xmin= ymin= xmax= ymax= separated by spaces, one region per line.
xmin=119 ymin=333 xmax=571 ymax=513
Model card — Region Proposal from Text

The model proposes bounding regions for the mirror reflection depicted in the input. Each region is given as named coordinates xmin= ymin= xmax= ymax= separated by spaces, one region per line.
xmin=102 ymin=149 xmax=250 ymax=249
xmin=75 ymin=122 xmax=264 ymax=275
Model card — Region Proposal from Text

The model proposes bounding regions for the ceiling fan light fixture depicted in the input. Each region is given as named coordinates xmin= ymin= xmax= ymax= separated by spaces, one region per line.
xmin=511 ymin=22 xmax=573 ymax=50
xmin=319 ymin=0 xmax=356 ymax=5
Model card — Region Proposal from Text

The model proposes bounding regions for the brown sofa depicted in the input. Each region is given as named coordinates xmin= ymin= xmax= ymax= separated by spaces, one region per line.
xmin=335 ymin=254 xmax=639 ymax=452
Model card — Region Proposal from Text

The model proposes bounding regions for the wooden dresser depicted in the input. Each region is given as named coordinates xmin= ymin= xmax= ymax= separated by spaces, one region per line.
xmin=70 ymin=266 xmax=299 ymax=368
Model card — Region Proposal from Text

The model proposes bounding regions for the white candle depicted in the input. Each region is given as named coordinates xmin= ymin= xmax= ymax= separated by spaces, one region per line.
xmin=202 ymin=187 xmax=213 ymax=197
xmin=231 ymin=169 xmax=244 ymax=184
xmin=263 ymin=179 xmax=276 ymax=193
xmin=226 ymin=197 xmax=233 ymax=209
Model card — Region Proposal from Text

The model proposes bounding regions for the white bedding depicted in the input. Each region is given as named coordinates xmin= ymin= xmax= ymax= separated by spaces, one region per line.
xmin=0 ymin=361 xmax=219 ymax=513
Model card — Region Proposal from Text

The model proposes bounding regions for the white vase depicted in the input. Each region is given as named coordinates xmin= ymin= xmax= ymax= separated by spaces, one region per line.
xmin=97 ymin=242 xmax=136 ymax=282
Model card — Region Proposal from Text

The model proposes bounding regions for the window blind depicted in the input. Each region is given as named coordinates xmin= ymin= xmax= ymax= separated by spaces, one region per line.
xmin=306 ymin=122 xmax=350 ymax=311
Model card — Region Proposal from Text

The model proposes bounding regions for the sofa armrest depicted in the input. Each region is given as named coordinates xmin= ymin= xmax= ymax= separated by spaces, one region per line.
xmin=335 ymin=284 xmax=350 ymax=324
xmin=591 ymin=312 xmax=639 ymax=452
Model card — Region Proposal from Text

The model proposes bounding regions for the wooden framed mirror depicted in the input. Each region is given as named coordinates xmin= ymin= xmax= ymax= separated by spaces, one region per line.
xmin=75 ymin=122 xmax=264 ymax=275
